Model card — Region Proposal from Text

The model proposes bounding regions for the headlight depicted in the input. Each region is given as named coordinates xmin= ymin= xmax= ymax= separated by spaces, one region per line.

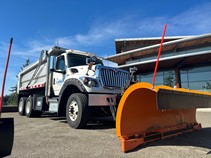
xmin=82 ymin=77 xmax=98 ymax=87
xmin=88 ymin=80 xmax=96 ymax=87
xmin=83 ymin=78 xmax=89 ymax=84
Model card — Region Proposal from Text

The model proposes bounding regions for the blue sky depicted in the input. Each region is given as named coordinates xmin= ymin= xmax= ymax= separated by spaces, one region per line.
xmin=1 ymin=0 xmax=211 ymax=95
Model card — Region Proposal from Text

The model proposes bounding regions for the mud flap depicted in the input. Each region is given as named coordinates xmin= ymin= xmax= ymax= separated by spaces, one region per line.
xmin=116 ymin=82 xmax=211 ymax=152
xmin=0 ymin=118 xmax=14 ymax=157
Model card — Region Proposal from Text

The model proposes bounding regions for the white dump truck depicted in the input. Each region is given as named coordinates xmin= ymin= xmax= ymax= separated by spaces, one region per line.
xmin=17 ymin=46 xmax=130 ymax=128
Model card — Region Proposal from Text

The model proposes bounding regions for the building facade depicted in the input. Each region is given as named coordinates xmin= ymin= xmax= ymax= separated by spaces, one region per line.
xmin=106 ymin=34 xmax=211 ymax=91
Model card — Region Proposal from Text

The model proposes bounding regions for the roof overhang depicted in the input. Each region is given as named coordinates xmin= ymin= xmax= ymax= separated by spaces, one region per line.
xmin=118 ymin=50 xmax=211 ymax=72
xmin=106 ymin=33 xmax=211 ymax=65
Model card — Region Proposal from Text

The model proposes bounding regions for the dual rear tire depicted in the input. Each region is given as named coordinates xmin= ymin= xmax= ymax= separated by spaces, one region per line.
xmin=18 ymin=97 xmax=26 ymax=115
xmin=18 ymin=97 xmax=41 ymax=117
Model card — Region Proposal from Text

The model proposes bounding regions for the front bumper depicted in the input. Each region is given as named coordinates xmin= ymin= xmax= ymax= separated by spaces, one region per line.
xmin=88 ymin=94 xmax=117 ymax=106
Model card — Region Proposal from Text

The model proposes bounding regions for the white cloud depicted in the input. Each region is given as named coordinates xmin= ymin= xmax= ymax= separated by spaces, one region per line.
xmin=73 ymin=19 xmax=127 ymax=46
xmin=49 ymin=2 xmax=211 ymax=50
xmin=52 ymin=18 xmax=129 ymax=49
xmin=168 ymin=3 xmax=211 ymax=35
xmin=55 ymin=37 xmax=76 ymax=48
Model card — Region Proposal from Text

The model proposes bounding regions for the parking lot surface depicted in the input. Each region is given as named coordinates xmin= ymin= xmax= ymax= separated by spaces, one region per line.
xmin=2 ymin=111 xmax=211 ymax=158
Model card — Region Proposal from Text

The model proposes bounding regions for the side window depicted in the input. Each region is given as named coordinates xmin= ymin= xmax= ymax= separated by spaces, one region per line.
xmin=56 ymin=56 xmax=65 ymax=70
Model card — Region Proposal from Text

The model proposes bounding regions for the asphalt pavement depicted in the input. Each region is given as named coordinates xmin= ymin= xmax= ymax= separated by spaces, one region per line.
xmin=2 ymin=111 xmax=211 ymax=158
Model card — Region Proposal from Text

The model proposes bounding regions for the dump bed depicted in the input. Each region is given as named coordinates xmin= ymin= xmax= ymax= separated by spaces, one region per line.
xmin=18 ymin=55 xmax=47 ymax=91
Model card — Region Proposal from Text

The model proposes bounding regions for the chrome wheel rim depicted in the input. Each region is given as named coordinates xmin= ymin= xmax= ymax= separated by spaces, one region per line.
xmin=69 ymin=101 xmax=79 ymax=121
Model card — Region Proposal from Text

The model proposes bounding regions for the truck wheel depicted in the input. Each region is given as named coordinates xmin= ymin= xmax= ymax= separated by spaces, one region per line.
xmin=66 ymin=93 xmax=90 ymax=129
xmin=18 ymin=97 xmax=26 ymax=116
xmin=25 ymin=97 xmax=36 ymax=117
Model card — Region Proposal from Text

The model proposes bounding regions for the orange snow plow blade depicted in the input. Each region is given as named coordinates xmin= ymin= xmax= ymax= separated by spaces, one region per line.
xmin=116 ymin=82 xmax=211 ymax=152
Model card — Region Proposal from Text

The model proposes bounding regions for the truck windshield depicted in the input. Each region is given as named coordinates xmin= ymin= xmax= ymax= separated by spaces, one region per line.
xmin=67 ymin=54 xmax=103 ymax=67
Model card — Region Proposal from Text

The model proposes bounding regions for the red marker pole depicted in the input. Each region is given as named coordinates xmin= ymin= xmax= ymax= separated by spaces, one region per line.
xmin=0 ymin=38 xmax=13 ymax=114
xmin=152 ymin=24 xmax=167 ymax=88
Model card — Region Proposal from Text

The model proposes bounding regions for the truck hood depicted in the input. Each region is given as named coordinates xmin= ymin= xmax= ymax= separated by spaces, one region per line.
xmin=69 ymin=65 xmax=97 ymax=76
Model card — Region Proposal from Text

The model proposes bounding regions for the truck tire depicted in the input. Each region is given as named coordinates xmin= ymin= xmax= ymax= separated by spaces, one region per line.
xmin=25 ymin=97 xmax=36 ymax=117
xmin=18 ymin=97 xmax=26 ymax=116
xmin=66 ymin=93 xmax=90 ymax=129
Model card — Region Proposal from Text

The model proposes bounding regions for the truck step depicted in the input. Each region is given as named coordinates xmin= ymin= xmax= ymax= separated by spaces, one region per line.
xmin=48 ymin=98 xmax=59 ymax=113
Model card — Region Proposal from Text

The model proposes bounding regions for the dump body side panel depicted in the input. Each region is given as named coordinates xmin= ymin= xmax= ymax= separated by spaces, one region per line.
xmin=18 ymin=60 xmax=47 ymax=90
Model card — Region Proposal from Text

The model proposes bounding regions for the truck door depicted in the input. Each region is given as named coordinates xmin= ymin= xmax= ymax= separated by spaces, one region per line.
xmin=53 ymin=55 xmax=66 ymax=96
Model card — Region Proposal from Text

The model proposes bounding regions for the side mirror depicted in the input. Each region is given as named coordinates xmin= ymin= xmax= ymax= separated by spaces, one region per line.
xmin=86 ymin=56 xmax=98 ymax=76
xmin=49 ymin=56 xmax=56 ymax=71
xmin=86 ymin=56 xmax=97 ymax=64
xmin=50 ymin=68 xmax=55 ymax=72
xmin=50 ymin=68 xmax=66 ymax=74
xmin=60 ymin=70 xmax=66 ymax=74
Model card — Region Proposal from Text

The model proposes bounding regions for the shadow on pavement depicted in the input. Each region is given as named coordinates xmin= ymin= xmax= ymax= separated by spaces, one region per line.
xmin=45 ymin=115 xmax=115 ymax=129
xmin=130 ymin=127 xmax=211 ymax=155
xmin=207 ymin=151 xmax=211 ymax=155
xmin=86 ymin=118 xmax=115 ymax=130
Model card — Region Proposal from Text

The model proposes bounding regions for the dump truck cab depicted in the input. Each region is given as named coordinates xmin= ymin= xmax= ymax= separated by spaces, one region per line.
xmin=17 ymin=46 xmax=130 ymax=128
xmin=50 ymin=48 xmax=123 ymax=95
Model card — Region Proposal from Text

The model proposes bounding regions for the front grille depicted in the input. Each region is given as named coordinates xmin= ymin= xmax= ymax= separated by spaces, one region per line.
xmin=99 ymin=67 xmax=130 ymax=89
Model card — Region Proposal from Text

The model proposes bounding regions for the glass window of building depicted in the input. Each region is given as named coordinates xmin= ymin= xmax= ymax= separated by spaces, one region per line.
xmin=137 ymin=70 xmax=175 ymax=87
xmin=181 ymin=66 xmax=211 ymax=92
